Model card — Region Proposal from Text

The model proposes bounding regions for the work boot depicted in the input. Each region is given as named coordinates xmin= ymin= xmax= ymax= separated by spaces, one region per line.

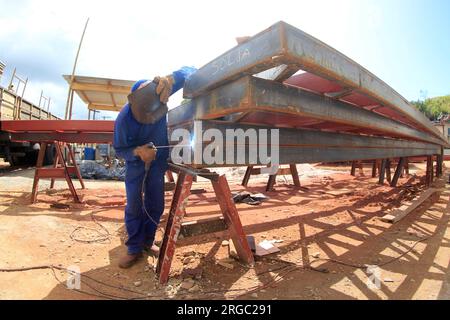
xmin=118 ymin=252 xmax=142 ymax=269
xmin=144 ymin=244 xmax=160 ymax=257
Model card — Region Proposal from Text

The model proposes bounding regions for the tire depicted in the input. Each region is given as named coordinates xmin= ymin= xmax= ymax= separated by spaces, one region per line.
xmin=44 ymin=144 xmax=55 ymax=165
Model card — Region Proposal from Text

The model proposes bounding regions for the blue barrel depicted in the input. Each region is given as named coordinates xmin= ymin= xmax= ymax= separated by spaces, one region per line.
xmin=84 ymin=147 xmax=95 ymax=160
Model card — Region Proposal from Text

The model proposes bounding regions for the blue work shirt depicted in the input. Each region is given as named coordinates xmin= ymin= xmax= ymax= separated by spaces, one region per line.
xmin=113 ymin=66 xmax=197 ymax=169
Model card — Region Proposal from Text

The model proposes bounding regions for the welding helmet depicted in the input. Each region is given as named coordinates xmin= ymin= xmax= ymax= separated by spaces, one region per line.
xmin=128 ymin=79 xmax=168 ymax=124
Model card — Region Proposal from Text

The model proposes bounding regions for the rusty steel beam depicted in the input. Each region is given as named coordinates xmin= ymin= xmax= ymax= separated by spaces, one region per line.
xmin=183 ymin=21 xmax=444 ymax=143
xmin=169 ymin=121 xmax=441 ymax=167
xmin=171 ymin=77 xmax=446 ymax=146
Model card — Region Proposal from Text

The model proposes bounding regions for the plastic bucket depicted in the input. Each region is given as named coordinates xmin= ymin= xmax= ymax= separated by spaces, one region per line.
xmin=84 ymin=147 xmax=95 ymax=160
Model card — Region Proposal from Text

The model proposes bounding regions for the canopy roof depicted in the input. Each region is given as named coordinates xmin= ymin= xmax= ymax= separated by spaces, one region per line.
xmin=63 ymin=75 xmax=134 ymax=112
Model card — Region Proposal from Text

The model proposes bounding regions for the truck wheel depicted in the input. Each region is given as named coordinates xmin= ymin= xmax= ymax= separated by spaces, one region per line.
xmin=25 ymin=150 xmax=39 ymax=165
xmin=44 ymin=144 xmax=55 ymax=165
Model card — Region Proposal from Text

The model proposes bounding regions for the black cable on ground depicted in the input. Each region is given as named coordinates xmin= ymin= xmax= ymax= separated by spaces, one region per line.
xmin=70 ymin=213 xmax=111 ymax=244
xmin=1 ymin=205 xmax=446 ymax=300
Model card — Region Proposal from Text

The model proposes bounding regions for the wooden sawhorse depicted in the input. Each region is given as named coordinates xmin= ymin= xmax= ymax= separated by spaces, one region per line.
xmin=156 ymin=163 xmax=254 ymax=284
xmin=31 ymin=141 xmax=85 ymax=203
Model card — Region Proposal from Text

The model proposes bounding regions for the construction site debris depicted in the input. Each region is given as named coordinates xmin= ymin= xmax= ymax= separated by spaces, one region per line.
xmin=232 ymin=191 xmax=269 ymax=205
xmin=228 ymin=239 xmax=239 ymax=259
xmin=180 ymin=279 xmax=196 ymax=290
xmin=78 ymin=159 xmax=125 ymax=181
xmin=181 ymin=268 xmax=203 ymax=280
xmin=255 ymin=240 xmax=281 ymax=256
xmin=217 ymin=258 xmax=235 ymax=269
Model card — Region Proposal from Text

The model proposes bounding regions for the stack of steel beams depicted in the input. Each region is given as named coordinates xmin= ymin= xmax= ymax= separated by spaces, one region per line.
xmin=168 ymin=21 xmax=446 ymax=167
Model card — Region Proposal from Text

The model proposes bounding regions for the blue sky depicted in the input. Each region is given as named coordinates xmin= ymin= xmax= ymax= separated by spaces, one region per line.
xmin=0 ymin=0 xmax=449 ymax=119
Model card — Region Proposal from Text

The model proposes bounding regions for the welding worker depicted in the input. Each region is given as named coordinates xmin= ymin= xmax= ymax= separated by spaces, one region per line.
xmin=113 ymin=66 xmax=197 ymax=268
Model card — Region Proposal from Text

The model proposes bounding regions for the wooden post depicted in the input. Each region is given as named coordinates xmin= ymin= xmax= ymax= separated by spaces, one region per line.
xmin=431 ymin=156 xmax=435 ymax=182
xmin=426 ymin=156 xmax=433 ymax=186
xmin=267 ymin=173 xmax=277 ymax=192
xmin=391 ymin=157 xmax=406 ymax=187
xmin=290 ymin=164 xmax=301 ymax=187
xmin=379 ymin=159 xmax=387 ymax=185
xmin=372 ymin=160 xmax=377 ymax=178
xmin=435 ymin=154 xmax=442 ymax=178
xmin=386 ymin=159 xmax=392 ymax=183
xmin=65 ymin=18 xmax=90 ymax=120
xmin=404 ymin=158 xmax=410 ymax=176
xmin=350 ymin=161 xmax=357 ymax=176
xmin=241 ymin=165 xmax=253 ymax=187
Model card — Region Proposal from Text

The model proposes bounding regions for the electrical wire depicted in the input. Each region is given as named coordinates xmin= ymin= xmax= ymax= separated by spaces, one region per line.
xmin=70 ymin=213 xmax=111 ymax=244
xmin=141 ymin=166 xmax=161 ymax=228
xmin=0 ymin=232 xmax=439 ymax=300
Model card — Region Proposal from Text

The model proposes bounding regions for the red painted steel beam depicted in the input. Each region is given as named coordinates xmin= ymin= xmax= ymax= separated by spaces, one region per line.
xmin=1 ymin=120 xmax=115 ymax=133
xmin=9 ymin=132 xmax=113 ymax=144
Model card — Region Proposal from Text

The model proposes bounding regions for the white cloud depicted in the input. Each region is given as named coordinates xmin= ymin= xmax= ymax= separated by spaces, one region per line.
xmin=0 ymin=0 xmax=378 ymax=119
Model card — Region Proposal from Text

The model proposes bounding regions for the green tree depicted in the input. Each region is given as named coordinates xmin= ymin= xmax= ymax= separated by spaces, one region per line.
xmin=411 ymin=95 xmax=450 ymax=121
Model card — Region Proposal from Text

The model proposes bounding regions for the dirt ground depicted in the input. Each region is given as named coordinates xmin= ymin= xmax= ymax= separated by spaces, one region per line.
xmin=0 ymin=161 xmax=449 ymax=300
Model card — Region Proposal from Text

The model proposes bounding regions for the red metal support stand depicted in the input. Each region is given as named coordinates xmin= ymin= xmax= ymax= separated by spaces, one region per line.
xmin=31 ymin=142 xmax=84 ymax=203
xmin=157 ymin=164 xmax=254 ymax=284
xmin=211 ymin=175 xmax=254 ymax=265
xmin=157 ymin=172 xmax=194 ymax=284
xmin=241 ymin=164 xmax=301 ymax=191
xmin=50 ymin=143 xmax=85 ymax=190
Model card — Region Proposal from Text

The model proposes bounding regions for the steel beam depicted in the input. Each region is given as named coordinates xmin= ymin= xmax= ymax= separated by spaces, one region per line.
xmin=183 ymin=21 xmax=444 ymax=142
xmin=9 ymin=132 xmax=113 ymax=144
xmin=169 ymin=121 xmax=441 ymax=167
xmin=1 ymin=120 xmax=115 ymax=132
xmin=171 ymin=77 xmax=445 ymax=146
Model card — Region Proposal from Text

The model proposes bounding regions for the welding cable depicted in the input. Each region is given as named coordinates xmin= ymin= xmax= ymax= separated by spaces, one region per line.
xmin=0 ymin=232 xmax=436 ymax=300
xmin=141 ymin=165 xmax=162 ymax=228
xmin=70 ymin=213 xmax=111 ymax=244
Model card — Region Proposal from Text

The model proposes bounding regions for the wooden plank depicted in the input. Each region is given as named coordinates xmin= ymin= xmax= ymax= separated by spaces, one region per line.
xmin=71 ymin=82 xmax=130 ymax=94
xmin=380 ymin=188 xmax=437 ymax=223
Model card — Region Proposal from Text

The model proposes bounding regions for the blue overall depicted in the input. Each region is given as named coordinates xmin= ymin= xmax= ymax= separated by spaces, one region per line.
xmin=113 ymin=66 xmax=197 ymax=254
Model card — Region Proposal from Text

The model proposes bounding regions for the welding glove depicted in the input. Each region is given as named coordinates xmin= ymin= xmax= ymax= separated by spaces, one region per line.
xmin=153 ymin=75 xmax=175 ymax=104
xmin=133 ymin=144 xmax=157 ymax=164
